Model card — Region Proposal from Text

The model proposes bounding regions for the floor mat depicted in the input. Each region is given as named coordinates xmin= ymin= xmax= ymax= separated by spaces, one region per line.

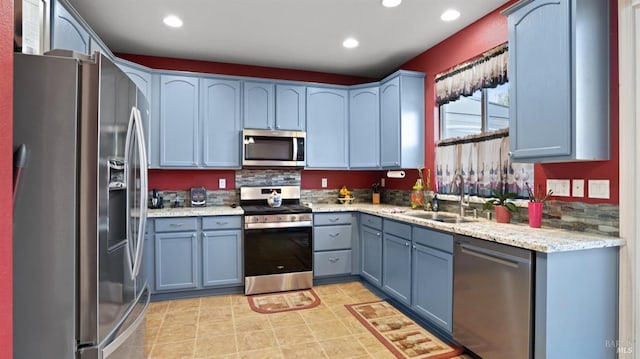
xmin=345 ymin=300 xmax=467 ymax=359
xmin=247 ymin=289 xmax=321 ymax=314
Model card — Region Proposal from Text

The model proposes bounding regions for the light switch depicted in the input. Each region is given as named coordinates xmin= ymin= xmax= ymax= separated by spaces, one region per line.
xmin=588 ymin=180 xmax=610 ymax=199
xmin=546 ymin=179 xmax=570 ymax=197
xmin=321 ymin=178 xmax=327 ymax=188
xmin=381 ymin=178 xmax=385 ymax=187
xmin=219 ymin=178 xmax=226 ymax=189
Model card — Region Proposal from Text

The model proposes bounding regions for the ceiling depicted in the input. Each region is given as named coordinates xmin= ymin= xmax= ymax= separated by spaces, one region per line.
xmin=67 ymin=0 xmax=509 ymax=78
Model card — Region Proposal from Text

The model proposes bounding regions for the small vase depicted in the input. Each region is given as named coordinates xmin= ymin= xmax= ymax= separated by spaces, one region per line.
xmin=528 ymin=202 xmax=543 ymax=228
xmin=495 ymin=205 xmax=511 ymax=223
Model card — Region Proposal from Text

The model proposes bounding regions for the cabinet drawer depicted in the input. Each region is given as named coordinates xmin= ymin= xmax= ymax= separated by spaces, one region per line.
xmin=314 ymin=213 xmax=353 ymax=226
xmin=155 ymin=217 xmax=198 ymax=232
xmin=314 ymin=225 xmax=352 ymax=251
xmin=360 ymin=214 xmax=382 ymax=230
xmin=314 ymin=250 xmax=352 ymax=277
xmin=202 ymin=216 xmax=242 ymax=230
xmin=413 ymin=226 xmax=453 ymax=253
xmin=384 ymin=219 xmax=412 ymax=239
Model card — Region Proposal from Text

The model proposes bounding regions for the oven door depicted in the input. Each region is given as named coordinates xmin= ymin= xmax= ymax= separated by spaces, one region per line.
xmin=244 ymin=226 xmax=312 ymax=277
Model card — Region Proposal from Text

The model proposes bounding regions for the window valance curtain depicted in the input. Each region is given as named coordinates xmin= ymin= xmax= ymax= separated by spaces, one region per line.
xmin=435 ymin=43 xmax=508 ymax=106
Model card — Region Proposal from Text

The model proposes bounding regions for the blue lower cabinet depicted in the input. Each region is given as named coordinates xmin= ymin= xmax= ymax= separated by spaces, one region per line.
xmin=314 ymin=250 xmax=352 ymax=277
xmin=411 ymin=226 xmax=453 ymax=333
xmin=155 ymin=232 xmax=199 ymax=291
xmin=201 ymin=230 xmax=243 ymax=287
xmin=360 ymin=224 xmax=383 ymax=287
xmin=382 ymin=233 xmax=412 ymax=306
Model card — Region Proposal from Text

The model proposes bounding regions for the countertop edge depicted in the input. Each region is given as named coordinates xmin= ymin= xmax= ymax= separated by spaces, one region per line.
xmin=147 ymin=204 xmax=625 ymax=253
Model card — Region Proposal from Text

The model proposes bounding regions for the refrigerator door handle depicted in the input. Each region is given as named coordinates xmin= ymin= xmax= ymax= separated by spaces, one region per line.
xmin=123 ymin=106 xmax=149 ymax=280
xmin=131 ymin=108 xmax=148 ymax=279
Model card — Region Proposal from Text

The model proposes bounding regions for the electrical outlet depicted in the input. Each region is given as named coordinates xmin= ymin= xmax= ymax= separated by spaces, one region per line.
xmin=546 ymin=179 xmax=570 ymax=197
xmin=321 ymin=178 xmax=327 ymax=188
xmin=219 ymin=178 xmax=226 ymax=189
xmin=572 ymin=179 xmax=584 ymax=197
xmin=381 ymin=178 xmax=385 ymax=187
xmin=588 ymin=179 xmax=610 ymax=199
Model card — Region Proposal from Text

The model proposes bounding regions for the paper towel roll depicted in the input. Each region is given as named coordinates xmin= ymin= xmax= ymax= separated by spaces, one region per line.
xmin=386 ymin=170 xmax=405 ymax=178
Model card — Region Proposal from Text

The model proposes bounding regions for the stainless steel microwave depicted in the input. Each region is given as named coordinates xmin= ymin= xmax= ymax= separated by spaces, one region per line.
xmin=242 ymin=129 xmax=305 ymax=167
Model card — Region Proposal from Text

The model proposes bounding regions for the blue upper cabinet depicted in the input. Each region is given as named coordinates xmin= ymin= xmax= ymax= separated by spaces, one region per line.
xmin=349 ymin=85 xmax=380 ymax=169
xmin=306 ymin=87 xmax=349 ymax=169
xmin=504 ymin=0 xmax=610 ymax=162
xmin=380 ymin=71 xmax=425 ymax=169
xmin=159 ymin=75 xmax=200 ymax=167
xmin=51 ymin=1 xmax=90 ymax=54
xmin=202 ymin=78 xmax=242 ymax=168
xmin=275 ymin=84 xmax=306 ymax=131
xmin=243 ymin=81 xmax=275 ymax=130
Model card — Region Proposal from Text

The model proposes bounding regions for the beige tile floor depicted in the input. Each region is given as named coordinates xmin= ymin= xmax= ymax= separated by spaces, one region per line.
xmin=145 ymin=281 xmax=466 ymax=359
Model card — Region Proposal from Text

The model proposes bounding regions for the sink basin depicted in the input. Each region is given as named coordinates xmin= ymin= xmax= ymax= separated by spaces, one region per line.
xmin=403 ymin=211 xmax=477 ymax=223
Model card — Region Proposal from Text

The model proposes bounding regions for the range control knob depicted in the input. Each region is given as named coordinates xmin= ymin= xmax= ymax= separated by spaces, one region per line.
xmin=290 ymin=216 xmax=297 ymax=222
xmin=263 ymin=216 xmax=268 ymax=222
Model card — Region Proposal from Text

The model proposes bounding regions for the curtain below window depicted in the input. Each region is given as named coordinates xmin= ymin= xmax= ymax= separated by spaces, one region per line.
xmin=435 ymin=43 xmax=508 ymax=106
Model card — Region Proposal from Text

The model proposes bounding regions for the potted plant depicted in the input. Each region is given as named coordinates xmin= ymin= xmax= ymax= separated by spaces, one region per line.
xmin=483 ymin=188 xmax=518 ymax=223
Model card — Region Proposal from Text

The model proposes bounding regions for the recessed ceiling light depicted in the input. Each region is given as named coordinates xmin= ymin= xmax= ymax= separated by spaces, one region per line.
xmin=440 ymin=9 xmax=460 ymax=22
xmin=343 ymin=37 xmax=359 ymax=49
xmin=163 ymin=15 xmax=183 ymax=28
xmin=382 ymin=0 xmax=402 ymax=8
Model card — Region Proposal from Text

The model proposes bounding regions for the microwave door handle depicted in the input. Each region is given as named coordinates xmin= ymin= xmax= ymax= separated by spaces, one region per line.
xmin=292 ymin=137 xmax=298 ymax=162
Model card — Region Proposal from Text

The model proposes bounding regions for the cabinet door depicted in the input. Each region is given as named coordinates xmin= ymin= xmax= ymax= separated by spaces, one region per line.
xmin=361 ymin=225 xmax=383 ymax=287
xmin=306 ymin=87 xmax=349 ymax=168
xmin=380 ymin=77 xmax=401 ymax=168
xmin=202 ymin=230 xmax=243 ymax=287
xmin=159 ymin=75 xmax=199 ymax=167
xmin=202 ymin=78 xmax=242 ymax=167
xmin=349 ymin=87 xmax=380 ymax=168
xmin=508 ymin=0 xmax=571 ymax=159
xmin=243 ymin=81 xmax=274 ymax=129
xmin=155 ymin=232 xmax=198 ymax=291
xmin=412 ymin=243 xmax=453 ymax=333
xmin=51 ymin=1 xmax=90 ymax=54
xmin=276 ymin=84 xmax=306 ymax=130
xmin=382 ymin=233 xmax=412 ymax=306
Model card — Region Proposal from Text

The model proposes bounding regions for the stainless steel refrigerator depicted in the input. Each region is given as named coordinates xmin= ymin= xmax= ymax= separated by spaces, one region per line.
xmin=13 ymin=51 xmax=150 ymax=358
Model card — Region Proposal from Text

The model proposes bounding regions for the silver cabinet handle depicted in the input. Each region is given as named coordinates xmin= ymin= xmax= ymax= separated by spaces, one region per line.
xmin=328 ymin=217 xmax=340 ymax=222
xmin=329 ymin=257 xmax=340 ymax=263
xmin=170 ymin=223 xmax=184 ymax=227
xmin=329 ymin=233 xmax=340 ymax=238
xmin=405 ymin=242 xmax=410 ymax=247
xmin=216 ymin=221 xmax=228 ymax=225
xmin=376 ymin=232 xmax=381 ymax=236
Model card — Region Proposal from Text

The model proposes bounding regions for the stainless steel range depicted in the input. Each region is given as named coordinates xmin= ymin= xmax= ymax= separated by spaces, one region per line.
xmin=241 ymin=186 xmax=313 ymax=295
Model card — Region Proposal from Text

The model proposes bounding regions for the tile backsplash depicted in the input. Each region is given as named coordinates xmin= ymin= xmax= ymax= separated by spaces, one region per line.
xmin=149 ymin=168 xmax=619 ymax=237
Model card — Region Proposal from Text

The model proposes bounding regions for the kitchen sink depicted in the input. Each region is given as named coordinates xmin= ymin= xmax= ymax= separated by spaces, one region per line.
xmin=403 ymin=211 xmax=477 ymax=223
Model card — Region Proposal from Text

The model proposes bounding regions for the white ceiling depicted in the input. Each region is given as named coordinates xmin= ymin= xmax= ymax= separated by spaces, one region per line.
xmin=67 ymin=0 xmax=509 ymax=79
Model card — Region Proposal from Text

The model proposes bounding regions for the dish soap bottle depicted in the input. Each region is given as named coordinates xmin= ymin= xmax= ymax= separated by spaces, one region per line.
xmin=410 ymin=179 xmax=424 ymax=209
xmin=432 ymin=194 xmax=439 ymax=212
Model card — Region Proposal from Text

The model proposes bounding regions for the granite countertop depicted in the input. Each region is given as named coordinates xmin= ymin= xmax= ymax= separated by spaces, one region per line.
xmin=148 ymin=206 xmax=244 ymax=217
xmin=147 ymin=203 xmax=625 ymax=253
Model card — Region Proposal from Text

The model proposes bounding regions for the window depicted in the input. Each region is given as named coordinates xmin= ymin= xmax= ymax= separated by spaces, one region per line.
xmin=440 ymin=83 xmax=509 ymax=140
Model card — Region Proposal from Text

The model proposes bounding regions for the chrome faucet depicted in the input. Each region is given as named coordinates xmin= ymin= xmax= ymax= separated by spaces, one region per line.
xmin=455 ymin=174 xmax=475 ymax=217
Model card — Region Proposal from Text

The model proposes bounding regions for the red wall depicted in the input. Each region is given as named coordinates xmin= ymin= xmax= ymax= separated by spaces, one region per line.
xmin=401 ymin=0 xmax=619 ymax=204
xmin=0 ymin=0 xmax=12 ymax=357
xmin=117 ymin=53 xmax=374 ymax=85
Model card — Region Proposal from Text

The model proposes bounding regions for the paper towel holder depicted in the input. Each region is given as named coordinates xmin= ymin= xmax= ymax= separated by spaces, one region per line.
xmin=386 ymin=170 xmax=405 ymax=178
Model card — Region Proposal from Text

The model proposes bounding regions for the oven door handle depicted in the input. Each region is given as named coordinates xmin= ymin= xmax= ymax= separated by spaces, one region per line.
xmin=245 ymin=221 xmax=312 ymax=230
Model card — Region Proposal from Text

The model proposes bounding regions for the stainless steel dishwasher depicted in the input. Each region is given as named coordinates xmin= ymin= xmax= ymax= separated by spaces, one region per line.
xmin=453 ymin=235 xmax=533 ymax=359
